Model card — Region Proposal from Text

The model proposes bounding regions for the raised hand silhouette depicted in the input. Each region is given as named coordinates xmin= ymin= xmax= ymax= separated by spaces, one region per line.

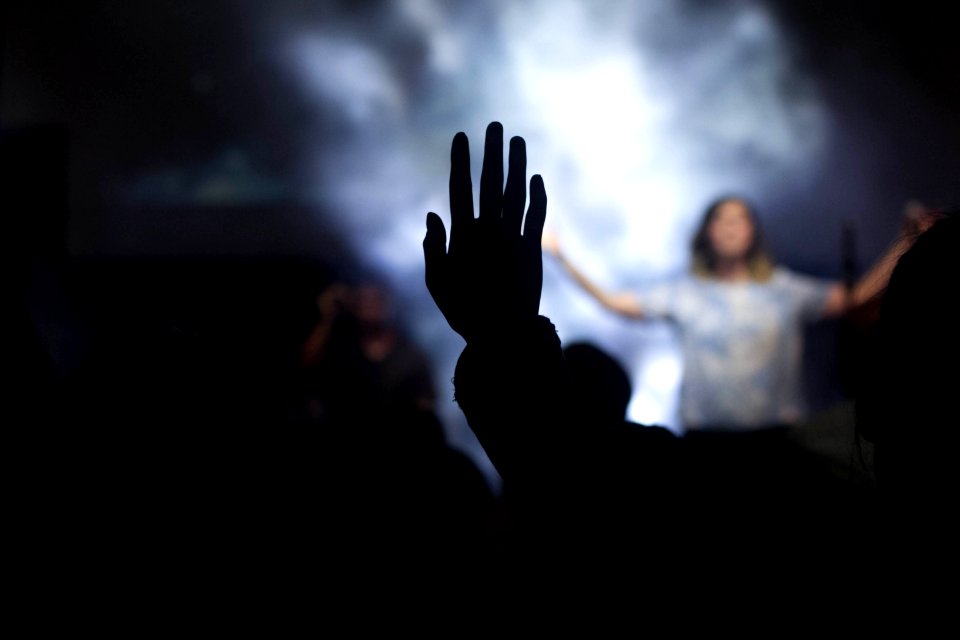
xmin=423 ymin=122 xmax=547 ymax=344
xmin=422 ymin=122 xmax=562 ymax=490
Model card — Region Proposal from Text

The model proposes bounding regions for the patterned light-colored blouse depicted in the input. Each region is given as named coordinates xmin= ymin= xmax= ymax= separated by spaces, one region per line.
xmin=635 ymin=267 xmax=835 ymax=431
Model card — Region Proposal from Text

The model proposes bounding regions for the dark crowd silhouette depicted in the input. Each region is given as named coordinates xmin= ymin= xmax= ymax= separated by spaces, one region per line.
xmin=10 ymin=119 xmax=958 ymax=603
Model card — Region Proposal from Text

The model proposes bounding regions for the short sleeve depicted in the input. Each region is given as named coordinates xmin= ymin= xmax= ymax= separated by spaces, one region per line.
xmin=633 ymin=276 xmax=683 ymax=320
xmin=776 ymin=268 xmax=836 ymax=321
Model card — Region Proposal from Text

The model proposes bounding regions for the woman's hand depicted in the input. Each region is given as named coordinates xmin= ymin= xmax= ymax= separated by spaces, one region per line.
xmin=902 ymin=200 xmax=946 ymax=240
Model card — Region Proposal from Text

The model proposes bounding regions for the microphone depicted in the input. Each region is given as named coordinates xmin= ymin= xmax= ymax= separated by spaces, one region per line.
xmin=840 ymin=218 xmax=858 ymax=296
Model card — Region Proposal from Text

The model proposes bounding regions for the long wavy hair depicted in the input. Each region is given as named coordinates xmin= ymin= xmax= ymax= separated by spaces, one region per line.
xmin=691 ymin=196 xmax=774 ymax=281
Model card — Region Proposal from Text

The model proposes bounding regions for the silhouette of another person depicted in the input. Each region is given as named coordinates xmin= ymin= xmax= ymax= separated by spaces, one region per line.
xmin=301 ymin=279 xmax=496 ymax=563
xmin=563 ymin=341 xmax=632 ymax=427
xmin=300 ymin=280 xmax=437 ymax=428
xmin=562 ymin=341 xmax=683 ymax=528
xmin=856 ymin=212 xmax=958 ymax=514
xmin=562 ymin=340 xmax=678 ymax=466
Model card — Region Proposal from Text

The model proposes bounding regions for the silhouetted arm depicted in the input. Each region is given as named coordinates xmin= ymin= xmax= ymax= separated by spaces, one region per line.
xmin=423 ymin=122 xmax=574 ymax=488
xmin=542 ymin=229 xmax=645 ymax=320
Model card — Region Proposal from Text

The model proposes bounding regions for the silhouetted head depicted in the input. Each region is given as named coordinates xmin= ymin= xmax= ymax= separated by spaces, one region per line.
xmin=692 ymin=196 xmax=773 ymax=280
xmin=563 ymin=341 xmax=632 ymax=426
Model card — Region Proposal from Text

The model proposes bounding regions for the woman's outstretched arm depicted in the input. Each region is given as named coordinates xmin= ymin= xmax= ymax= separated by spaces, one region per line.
xmin=821 ymin=204 xmax=945 ymax=319
xmin=542 ymin=228 xmax=645 ymax=320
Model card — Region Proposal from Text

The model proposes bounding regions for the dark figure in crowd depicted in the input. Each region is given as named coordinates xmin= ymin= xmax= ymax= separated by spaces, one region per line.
xmin=561 ymin=340 xmax=682 ymax=512
xmin=301 ymin=279 xmax=497 ymax=559
xmin=301 ymin=279 xmax=437 ymax=427
xmin=856 ymin=211 xmax=958 ymax=527
xmin=563 ymin=341 xmax=633 ymax=427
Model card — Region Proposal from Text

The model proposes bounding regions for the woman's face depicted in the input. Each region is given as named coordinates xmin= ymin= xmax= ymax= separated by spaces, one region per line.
xmin=708 ymin=200 xmax=755 ymax=260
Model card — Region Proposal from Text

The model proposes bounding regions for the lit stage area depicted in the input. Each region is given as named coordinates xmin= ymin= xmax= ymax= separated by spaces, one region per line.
xmin=6 ymin=0 xmax=959 ymax=493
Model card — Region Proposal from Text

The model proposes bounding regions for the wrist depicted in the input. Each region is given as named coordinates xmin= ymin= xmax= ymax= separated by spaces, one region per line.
xmin=454 ymin=314 xmax=564 ymax=401
xmin=464 ymin=314 xmax=555 ymax=349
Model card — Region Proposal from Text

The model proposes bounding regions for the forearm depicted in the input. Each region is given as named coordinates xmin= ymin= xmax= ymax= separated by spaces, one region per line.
xmin=453 ymin=315 xmax=574 ymax=488
xmin=560 ymin=255 xmax=603 ymax=301
xmin=554 ymin=252 xmax=642 ymax=318
xmin=850 ymin=235 xmax=913 ymax=308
